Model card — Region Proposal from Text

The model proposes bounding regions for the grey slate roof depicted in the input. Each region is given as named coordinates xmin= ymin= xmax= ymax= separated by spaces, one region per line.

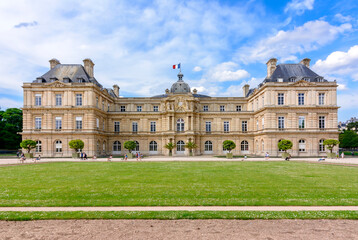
xmin=151 ymin=93 xmax=211 ymax=98
xmin=265 ymin=64 xmax=326 ymax=82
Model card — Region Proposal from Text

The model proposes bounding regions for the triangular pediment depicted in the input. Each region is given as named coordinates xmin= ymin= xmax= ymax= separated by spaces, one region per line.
xmin=290 ymin=79 xmax=313 ymax=87
xmin=46 ymin=80 xmax=68 ymax=88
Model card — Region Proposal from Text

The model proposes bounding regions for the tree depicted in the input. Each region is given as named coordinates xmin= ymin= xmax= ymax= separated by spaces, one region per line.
xmin=223 ymin=140 xmax=236 ymax=153
xmin=20 ymin=139 xmax=37 ymax=153
xmin=323 ymin=139 xmax=340 ymax=153
xmin=124 ymin=141 xmax=136 ymax=153
xmin=164 ymin=142 xmax=176 ymax=156
xmin=0 ymin=108 xmax=23 ymax=150
xmin=68 ymin=139 xmax=84 ymax=152
xmin=347 ymin=121 xmax=358 ymax=132
xmin=278 ymin=139 xmax=293 ymax=153
xmin=339 ymin=130 xmax=358 ymax=149
xmin=185 ymin=141 xmax=198 ymax=156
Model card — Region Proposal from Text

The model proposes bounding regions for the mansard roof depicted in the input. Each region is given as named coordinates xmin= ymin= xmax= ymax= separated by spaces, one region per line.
xmin=265 ymin=64 xmax=326 ymax=83
xmin=151 ymin=93 xmax=211 ymax=98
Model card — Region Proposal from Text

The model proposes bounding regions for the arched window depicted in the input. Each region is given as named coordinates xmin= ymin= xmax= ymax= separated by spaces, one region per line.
xmin=113 ymin=141 xmax=121 ymax=152
xmin=204 ymin=141 xmax=213 ymax=152
xmin=149 ymin=141 xmax=157 ymax=151
xmin=177 ymin=140 xmax=185 ymax=152
xmin=35 ymin=140 xmax=42 ymax=153
xmin=97 ymin=141 xmax=100 ymax=154
xmin=256 ymin=140 xmax=258 ymax=152
xmin=177 ymin=119 xmax=184 ymax=132
xmin=319 ymin=139 xmax=325 ymax=152
xmin=241 ymin=140 xmax=249 ymax=151
xmin=278 ymin=139 xmax=284 ymax=152
xmin=299 ymin=139 xmax=306 ymax=152
xmin=135 ymin=141 xmax=140 ymax=151
xmin=262 ymin=140 xmax=264 ymax=152
xmin=55 ymin=140 xmax=62 ymax=152
xmin=103 ymin=141 xmax=106 ymax=152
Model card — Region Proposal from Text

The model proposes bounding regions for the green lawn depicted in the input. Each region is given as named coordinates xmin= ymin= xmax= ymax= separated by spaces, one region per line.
xmin=0 ymin=161 xmax=358 ymax=206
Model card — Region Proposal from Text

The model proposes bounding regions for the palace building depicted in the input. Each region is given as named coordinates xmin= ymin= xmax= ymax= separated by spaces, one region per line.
xmin=22 ymin=58 xmax=339 ymax=157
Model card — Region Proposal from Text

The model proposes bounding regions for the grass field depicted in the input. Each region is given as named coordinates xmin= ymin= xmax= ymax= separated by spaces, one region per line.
xmin=0 ymin=161 xmax=357 ymax=207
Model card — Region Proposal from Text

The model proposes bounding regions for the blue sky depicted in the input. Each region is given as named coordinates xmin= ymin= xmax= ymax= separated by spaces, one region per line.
xmin=0 ymin=0 xmax=357 ymax=121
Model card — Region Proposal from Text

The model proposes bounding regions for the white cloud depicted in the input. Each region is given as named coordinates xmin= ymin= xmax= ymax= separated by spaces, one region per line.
xmin=334 ymin=13 xmax=354 ymax=23
xmin=238 ymin=20 xmax=351 ymax=63
xmin=205 ymin=62 xmax=250 ymax=82
xmin=312 ymin=45 xmax=358 ymax=81
xmin=284 ymin=0 xmax=314 ymax=15
xmin=338 ymin=93 xmax=358 ymax=110
xmin=0 ymin=98 xmax=22 ymax=109
xmin=337 ymin=84 xmax=347 ymax=90
xmin=193 ymin=66 xmax=202 ymax=72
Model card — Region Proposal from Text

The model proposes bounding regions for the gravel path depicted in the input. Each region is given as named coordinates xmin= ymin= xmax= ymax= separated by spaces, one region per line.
xmin=0 ymin=219 xmax=357 ymax=240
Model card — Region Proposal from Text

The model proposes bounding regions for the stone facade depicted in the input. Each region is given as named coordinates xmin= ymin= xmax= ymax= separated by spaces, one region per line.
xmin=22 ymin=58 xmax=339 ymax=157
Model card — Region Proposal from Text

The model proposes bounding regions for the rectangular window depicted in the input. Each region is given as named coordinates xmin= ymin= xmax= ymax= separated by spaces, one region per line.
xmin=103 ymin=121 xmax=105 ymax=131
xmin=153 ymin=106 xmax=158 ymax=112
xmin=35 ymin=94 xmax=42 ymax=106
xmin=262 ymin=118 xmax=265 ymax=129
xmin=298 ymin=93 xmax=305 ymax=105
xmin=203 ymin=105 xmax=208 ymax=112
xmin=278 ymin=93 xmax=284 ymax=105
xmin=96 ymin=97 xmax=99 ymax=107
xmin=224 ymin=121 xmax=229 ymax=132
xmin=205 ymin=121 xmax=211 ymax=132
xmin=55 ymin=94 xmax=62 ymax=106
xmin=299 ymin=116 xmax=305 ymax=129
xmin=96 ymin=118 xmax=99 ymax=129
xmin=262 ymin=96 xmax=264 ymax=107
xmin=76 ymin=116 xmax=82 ymax=129
xmin=319 ymin=116 xmax=325 ymax=129
xmin=102 ymin=101 xmax=104 ymax=111
xmin=120 ymin=106 xmax=126 ymax=112
xmin=319 ymin=93 xmax=325 ymax=105
xmin=242 ymin=121 xmax=247 ymax=132
xmin=150 ymin=121 xmax=156 ymax=132
xmin=220 ymin=105 xmax=225 ymax=112
xmin=55 ymin=117 xmax=62 ymax=130
xmin=132 ymin=122 xmax=138 ymax=132
xmin=278 ymin=116 xmax=285 ymax=129
xmin=76 ymin=94 xmax=82 ymax=106
xmin=35 ymin=117 xmax=41 ymax=129
xmin=236 ymin=105 xmax=242 ymax=112
xmin=114 ymin=121 xmax=120 ymax=132
xmin=137 ymin=106 xmax=142 ymax=112
xmin=256 ymin=120 xmax=259 ymax=130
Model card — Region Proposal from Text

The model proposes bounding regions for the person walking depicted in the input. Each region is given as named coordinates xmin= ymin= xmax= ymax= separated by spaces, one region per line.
xmin=265 ymin=152 xmax=269 ymax=160
xmin=124 ymin=154 xmax=128 ymax=161
xmin=341 ymin=152 xmax=344 ymax=159
xmin=107 ymin=155 xmax=112 ymax=162
xmin=136 ymin=152 xmax=139 ymax=161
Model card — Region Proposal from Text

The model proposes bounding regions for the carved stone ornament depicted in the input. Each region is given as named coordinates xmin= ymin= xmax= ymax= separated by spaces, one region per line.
xmin=175 ymin=96 xmax=187 ymax=112
xmin=49 ymin=80 xmax=66 ymax=88
xmin=292 ymin=79 xmax=312 ymax=87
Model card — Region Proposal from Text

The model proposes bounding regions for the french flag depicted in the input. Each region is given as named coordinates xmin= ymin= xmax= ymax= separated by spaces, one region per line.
xmin=173 ymin=63 xmax=181 ymax=69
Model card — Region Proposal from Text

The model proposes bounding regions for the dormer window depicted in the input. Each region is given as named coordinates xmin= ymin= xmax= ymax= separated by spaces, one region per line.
xmin=303 ymin=77 xmax=310 ymax=82
xmin=316 ymin=77 xmax=323 ymax=82
xmin=289 ymin=77 xmax=296 ymax=82
xmin=277 ymin=78 xmax=283 ymax=82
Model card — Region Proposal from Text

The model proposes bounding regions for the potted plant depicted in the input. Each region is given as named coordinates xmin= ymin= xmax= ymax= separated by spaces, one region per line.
xmin=185 ymin=141 xmax=198 ymax=156
xmin=323 ymin=139 xmax=340 ymax=159
xmin=278 ymin=139 xmax=293 ymax=159
xmin=223 ymin=140 xmax=236 ymax=159
xmin=20 ymin=139 xmax=37 ymax=158
xmin=69 ymin=139 xmax=84 ymax=158
xmin=164 ymin=142 xmax=176 ymax=156
xmin=124 ymin=141 xmax=136 ymax=159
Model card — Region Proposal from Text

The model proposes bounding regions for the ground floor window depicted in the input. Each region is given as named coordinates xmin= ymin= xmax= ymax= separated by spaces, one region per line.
xmin=204 ymin=141 xmax=213 ymax=152
xmin=97 ymin=141 xmax=100 ymax=154
xmin=177 ymin=140 xmax=185 ymax=152
xmin=103 ymin=141 xmax=106 ymax=152
xmin=135 ymin=141 xmax=140 ymax=151
xmin=35 ymin=140 xmax=42 ymax=153
xmin=149 ymin=141 xmax=157 ymax=151
xmin=262 ymin=140 xmax=264 ymax=152
xmin=241 ymin=140 xmax=249 ymax=151
xmin=299 ymin=139 xmax=306 ymax=152
xmin=319 ymin=139 xmax=325 ymax=152
xmin=55 ymin=140 xmax=62 ymax=152
xmin=113 ymin=141 xmax=121 ymax=152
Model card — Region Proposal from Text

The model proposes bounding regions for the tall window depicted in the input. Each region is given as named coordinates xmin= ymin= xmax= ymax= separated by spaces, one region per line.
xmin=132 ymin=122 xmax=138 ymax=132
xmin=262 ymin=118 xmax=265 ymax=129
xmin=120 ymin=106 xmax=126 ymax=112
xmin=298 ymin=93 xmax=305 ymax=105
xmin=96 ymin=118 xmax=99 ymax=129
xmin=278 ymin=93 xmax=284 ymax=105
xmin=299 ymin=139 xmax=306 ymax=152
xmin=256 ymin=120 xmax=259 ymax=130
xmin=96 ymin=97 xmax=99 ymax=107
xmin=35 ymin=117 xmax=41 ymax=129
xmin=204 ymin=141 xmax=213 ymax=152
xmin=76 ymin=94 xmax=82 ymax=106
xmin=137 ymin=106 xmax=142 ymax=112
xmin=319 ymin=93 xmax=325 ymax=105
xmin=55 ymin=117 xmax=62 ymax=130
xmin=203 ymin=105 xmax=208 ymax=112
xmin=236 ymin=105 xmax=242 ymax=112
xmin=262 ymin=140 xmax=264 ymax=152
xmin=319 ymin=116 xmax=325 ymax=129
xmin=206 ymin=121 xmax=211 ymax=132
xmin=319 ymin=139 xmax=325 ymax=152
xmin=241 ymin=140 xmax=249 ymax=151
xmin=177 ymin=140 xmax=185 ymax=152
xmin=278 ymin=116 xmax=285 ymax=129
xmin=113 ymin=141 xmax=121 ymax=152
xmin=55 ymin=94 xmax=62 ymax=106
xmin=114 ymin=121 xmax=120 ymax=133
xmin=35 ymin=94 xmax=42 ymax=106
xmin=224 ymin=121 xmax=229 ymax=132
xmin=153 ymin=106 xmax=158 ymax=112
xmin=220 ymin=105 xmax=225 ymax=112
xmin=298 ymin=116 xmax=305 ymax=129
xmin=135 ymin=141 xmax=140 ymax=151
xmin=242 ymin=121 xmax=247 ymax=132
xmin=102 ymin=101 xmax=104 ymax=111
xmin=177 ymin=119 xmax=184 ymax=132
xmin=35 ymin=140 xmax=42 ymax=153
xmin=150 ymin=121 xmax=156 ymax=132
xmin=55 ymin=140 xmax=62 ymax=152
xmin=149 ymin=141 xmax=158 ymax=151
xmin=76 ymin=117 xmax=82 ymax=129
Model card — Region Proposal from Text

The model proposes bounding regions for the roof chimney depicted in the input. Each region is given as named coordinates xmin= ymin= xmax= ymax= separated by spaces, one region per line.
xmin=266 ymin=58 xmax=277 ymax=78
xmin=83 ymin=58 xmax=95 ymax=78
xmin=193 ymin=89 xmax=197 ymax=94
xmin=113 ymin=85 xmax=120 ymax=97
xmin=49 ymin=58 xmax=60 ymax=69
xmin=300 ymin=58 xmax=311 ymax=68
xmin=243 ymin=84 xmax=250 ymax=97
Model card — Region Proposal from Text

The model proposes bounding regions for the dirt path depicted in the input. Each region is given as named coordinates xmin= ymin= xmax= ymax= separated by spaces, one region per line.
xmin=0 ymin=219 xmax=357 ymax=240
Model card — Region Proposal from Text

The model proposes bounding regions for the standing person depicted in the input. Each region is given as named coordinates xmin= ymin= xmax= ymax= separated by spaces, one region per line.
xmin=341 ymin=152 xmax=344 ymax=159
xmin=136 ymin=152 xmax=139 ymax=161
xmin=16 ymin=151 xmax=20 ymax=158
xmin=336 ymin=151 xmax=339 ymax=160
xmin=80 ymin=152 xmax=83 ymax=160
xmin=107 ymin=155 xmax=112 ymax=162
xmin=124 ymin=154 xmax=128 ymax=161
xmin=84 ymin=152 xmax=87 ymax=160
xmin=265 ymin=152 xmax=269 ymax=160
